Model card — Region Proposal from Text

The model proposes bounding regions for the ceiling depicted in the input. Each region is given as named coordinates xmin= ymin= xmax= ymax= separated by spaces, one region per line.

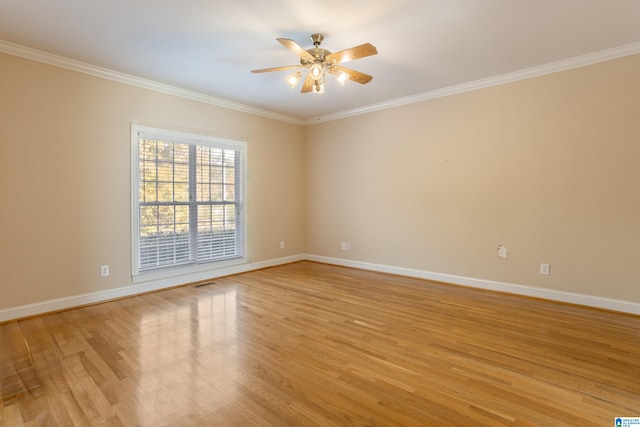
xmin=1 ymin=0 xmax=640 ymax=124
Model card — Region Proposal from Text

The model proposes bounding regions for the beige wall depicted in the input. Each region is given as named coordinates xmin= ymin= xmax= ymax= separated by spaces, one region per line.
xmin=0 ymin=52 xmax=305 ymax=310
xmin=2 ymin=50 xmax=639 ymax=313
xmin=305 ymin=54 xmax=640 ymax=303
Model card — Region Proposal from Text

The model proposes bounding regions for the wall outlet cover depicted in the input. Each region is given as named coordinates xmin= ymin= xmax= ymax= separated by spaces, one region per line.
xmin=497 ymin=245 xmax=508 ymax=258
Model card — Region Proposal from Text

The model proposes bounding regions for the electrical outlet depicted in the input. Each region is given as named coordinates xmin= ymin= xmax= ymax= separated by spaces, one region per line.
xmin=341 ymin=242 xmax=346 ymax=250
xmin=539 ymin=263 xmax=550 ymax=276
xmin=497 ymin=245 xmax=508 ymax=258
xmin=345 ymin=242 xmax=350 ymax=250
xmin=280 ymin=240 xmax=285 ymax=249
xmin=101 ymin=265 xmax=109 ymax=277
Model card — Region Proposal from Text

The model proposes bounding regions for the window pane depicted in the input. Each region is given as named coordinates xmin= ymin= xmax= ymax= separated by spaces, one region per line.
xmin=175 ymin=205 xmax=189 ymax=233
xmin=224 ymin=167 xmax=235 ymax=184
xmin=174 ymin=143 xmax=189 ymax=161
xmin=174 ymin=182 xmax=189 ymax=202
xmin=140 ymin=225 xmax=156 ymax=237
xmin=197 ymin=203 xmax=238 ymax=260
xmin=212 ymin=184 xmax=224 ymax=201
xmin=140 ymin=206 xmax=158 ymax=228
xmin=156 ymin=183 xmax=173 ymax=202
xmin=157 ymin=161 xmax=173 ymax=181
xmin=223 ymin=150 xmax=235 ymax=167
xmin=211 ymin=166 xmax=222 ymax=182
xmin=140 ymin=139 xmax=157 ymax=160
xmin=141 ymin=162 xmax=156 ymax=181
xmin=156 ymin=142 xmax=174 ymax=162
xmin=224 ymin=183 xmax=235 ymax=202
xmin=140 ymin=182 xmax=157 ymax=203
xmin=174 ymin=162 xmax=189 ymax=183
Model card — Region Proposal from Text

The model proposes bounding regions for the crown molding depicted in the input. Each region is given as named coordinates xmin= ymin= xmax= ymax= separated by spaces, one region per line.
xmin=305 ymin=41 xmax=640 ymax=125
xmin=2 ymin=39 xmax=639 ymax=127
xmin=0 ymin=40 xmax=305 ymax=126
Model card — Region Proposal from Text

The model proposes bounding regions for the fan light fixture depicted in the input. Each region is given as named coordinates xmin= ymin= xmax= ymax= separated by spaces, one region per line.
xmin=309 ymin=63 xmax=323 ymax=81
xmin=252 ymin=34 xmax=377 ymax=94
xmin=312 ymin=76 xmax=326 ymax=94
xmin=285 ymin=71 xmax=302 ymax=88
xmin=335 ymin=71 xmax=349 ymax=86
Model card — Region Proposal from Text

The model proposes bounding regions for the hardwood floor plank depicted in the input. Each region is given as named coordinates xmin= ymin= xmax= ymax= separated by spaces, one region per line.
xmin=1 ymin=261 xmax=639 ymax=426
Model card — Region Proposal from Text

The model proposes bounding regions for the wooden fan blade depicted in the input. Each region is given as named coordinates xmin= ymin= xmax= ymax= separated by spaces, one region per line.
xmin=326 ymin=43 xmax=377 ymax=64
xmin=329 ymin=65 xmax=373 ymax=84
xmin=251 ymin=65 xmax=301 ymax=73
xmin=300 ymin=73 xmax=314 ymax=93
xmin=277 ymin=38 xmax=315 ymax=62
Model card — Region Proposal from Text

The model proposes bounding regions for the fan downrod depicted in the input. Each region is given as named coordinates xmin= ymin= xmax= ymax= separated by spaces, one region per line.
xmin=310 ymin=33 xmax=324 ymax=47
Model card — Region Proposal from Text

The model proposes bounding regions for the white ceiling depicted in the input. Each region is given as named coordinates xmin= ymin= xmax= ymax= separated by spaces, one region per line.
xmin=1 ymin=0 xmax=640 ymax=124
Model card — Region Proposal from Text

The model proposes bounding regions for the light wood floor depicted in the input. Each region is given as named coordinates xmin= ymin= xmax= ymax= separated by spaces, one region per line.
xmin=1 ymin=261 xmax=639 ymax=426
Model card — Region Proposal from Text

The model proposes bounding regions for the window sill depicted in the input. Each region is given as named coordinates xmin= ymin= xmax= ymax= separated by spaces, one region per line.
xmin=132 ymin=257 xmax=247 ymax=285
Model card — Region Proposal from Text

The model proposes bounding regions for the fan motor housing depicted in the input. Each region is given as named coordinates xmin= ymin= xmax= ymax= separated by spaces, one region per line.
xmin=304 ymin=47 xmax=332 ymax=64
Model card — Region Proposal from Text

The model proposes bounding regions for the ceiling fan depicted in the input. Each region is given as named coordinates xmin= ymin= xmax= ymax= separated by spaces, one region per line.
xmin=251 ymin=34 xmax=377 ymax=94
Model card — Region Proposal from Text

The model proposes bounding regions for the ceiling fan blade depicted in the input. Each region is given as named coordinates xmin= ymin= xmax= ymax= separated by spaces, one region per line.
xmin=300 ymin=73 xmax=314 ymax=93
xmin=277 ymin=38 xmax=315 ymax=62
xmin=251 ymin=65 xmax=301 ymax=73
xmin=326 ymin=43 xmax=377 ymax=64
xmin=329 ymin=65 xmax=373 ymax=84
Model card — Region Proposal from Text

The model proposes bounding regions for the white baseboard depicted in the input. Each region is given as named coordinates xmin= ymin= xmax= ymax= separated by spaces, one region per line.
xmin=0 ymin=254 xmax=304 ymax=323
xmin=305 ymin=255 xmax=640 ymax=316
xmin=2 ymin=253 xmax=638 ymax=322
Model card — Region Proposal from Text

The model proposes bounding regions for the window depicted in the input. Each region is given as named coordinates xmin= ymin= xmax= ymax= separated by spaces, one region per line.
xmin=131 ymin=125 xmax=246 ymax=276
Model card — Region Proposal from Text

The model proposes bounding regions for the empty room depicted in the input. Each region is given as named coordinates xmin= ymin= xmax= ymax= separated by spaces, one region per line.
xmin=1 ymin=1 xmax=639 ymax=425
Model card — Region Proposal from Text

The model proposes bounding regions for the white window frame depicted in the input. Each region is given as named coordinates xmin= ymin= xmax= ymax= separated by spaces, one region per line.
xmin=131 ymin=125 xmax=247 ymax=279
